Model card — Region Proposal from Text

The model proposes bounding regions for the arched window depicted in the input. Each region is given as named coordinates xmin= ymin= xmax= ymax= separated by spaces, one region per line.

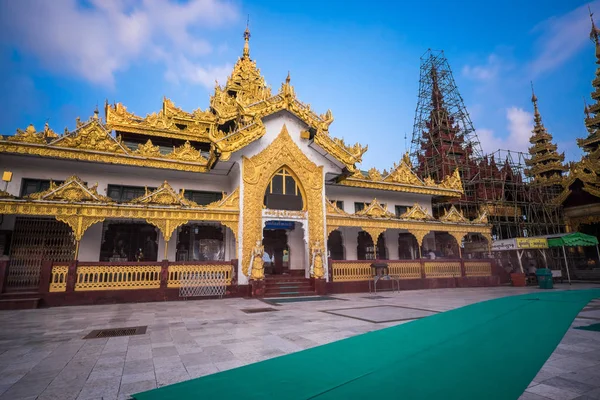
xmin=264 ymin=168 xmax=304 ymax=211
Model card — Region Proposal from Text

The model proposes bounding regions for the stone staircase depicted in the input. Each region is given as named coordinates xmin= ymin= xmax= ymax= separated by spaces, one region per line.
xmin=0 ymin=289 xmax=41 ymax=310
xmin=264 ymin=276 xmax=315 ymax=298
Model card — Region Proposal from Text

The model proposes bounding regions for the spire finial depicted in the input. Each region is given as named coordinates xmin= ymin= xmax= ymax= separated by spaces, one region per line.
xmin=584 ymin=96 xmax=591 ymax=119
xmin=530 ymin=81 xmax=537 ymax=103
xmin=590 ymin=6 xmax=600 ymax=45
xmin=243 ymin=15 xmax=250 ymax=58
xmin=286 ymin=71 xmax=290 ymax=84
xmin=93 ymin=104 xmax=99 ymax=120
xmin=530 ymin=82 xmax=542 ymax=127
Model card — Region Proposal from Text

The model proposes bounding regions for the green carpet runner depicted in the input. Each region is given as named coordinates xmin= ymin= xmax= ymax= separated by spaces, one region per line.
xmin=133 ymin=289 xmax=600 ymax=400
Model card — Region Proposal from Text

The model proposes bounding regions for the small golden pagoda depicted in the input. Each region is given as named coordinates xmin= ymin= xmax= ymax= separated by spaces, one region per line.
xmin=524 ymin=84 xmax=567 ymax=187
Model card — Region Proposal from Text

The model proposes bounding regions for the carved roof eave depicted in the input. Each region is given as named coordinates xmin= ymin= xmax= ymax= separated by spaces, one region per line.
xmin=106 ymin=102 xmax=215 ymax=143
xmin=325 ymin=213 xmax=491 ymax=231
xmin=336 ymin=178 xmax=463 ymax=197
xmin=0 ymin=140 xmax=214 ymax=173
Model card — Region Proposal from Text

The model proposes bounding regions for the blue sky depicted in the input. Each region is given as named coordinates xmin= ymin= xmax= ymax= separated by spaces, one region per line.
xmin=0 ymin=0 xmax=596 ymax=171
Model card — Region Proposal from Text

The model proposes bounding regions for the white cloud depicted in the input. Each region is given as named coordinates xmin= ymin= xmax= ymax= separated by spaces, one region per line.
xmin=0 ymin=0 xmax=238 ymax=88
xmin=529 ymin=0 xmax=600 ymax=76
xmin=462 ymin=54 xmax=502 ymax=81
xmin=478 ymin=107 xmax=533 ymax=154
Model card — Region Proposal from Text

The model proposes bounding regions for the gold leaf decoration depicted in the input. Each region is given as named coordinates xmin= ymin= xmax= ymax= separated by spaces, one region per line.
xmin=25 ymin=176 xmax=113 ymax=203
xmin=355 ymin=199 xmax=395 ymax=219
xmin=440 ymin=205 xmax=468 ymax=223
xmin=134 ymin=139 xmax=161 ymax=157
xmin=400 ymin=203 xmax=434 ymax=220
xmin=129 ymin=181 xmax=198 ymax=207
xmin=167 ymin=141 xmax=208 ymax=163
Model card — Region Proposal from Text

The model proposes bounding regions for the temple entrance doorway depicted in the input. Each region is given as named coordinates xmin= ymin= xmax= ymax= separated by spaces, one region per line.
xmin=262 ymin=220 xmax=307 ymax=276
xmin=262 ymin=228 xmax=289 ymax=275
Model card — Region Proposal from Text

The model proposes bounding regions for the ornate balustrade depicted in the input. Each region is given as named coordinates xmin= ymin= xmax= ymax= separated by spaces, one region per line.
xmin=464 ymin=261 xmax=493 ymax=277
xmin=49 ymin=265 xmax=68 ymax=292
xmin=167 ymin=263 xmax=233 ymax=287
xmin=330 ymin=259 xmax=492 ymax=282
xmin=75 ymin=264 xmax=162 ymax=291
xmin=424 ymin=261 xmax=462 ymax=278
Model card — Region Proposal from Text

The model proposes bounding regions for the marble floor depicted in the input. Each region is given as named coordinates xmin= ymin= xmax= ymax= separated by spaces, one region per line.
xmin=0 ymin=284 xmax=599 ymax=400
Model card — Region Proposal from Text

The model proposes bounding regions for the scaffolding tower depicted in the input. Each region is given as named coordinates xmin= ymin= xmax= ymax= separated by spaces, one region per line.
xmin=410 ymin=49 xmax=564 ymax=242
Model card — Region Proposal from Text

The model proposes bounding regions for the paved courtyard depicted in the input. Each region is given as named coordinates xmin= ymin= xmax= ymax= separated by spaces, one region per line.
xmin=0 ymin=284 xmax=599 ymax=400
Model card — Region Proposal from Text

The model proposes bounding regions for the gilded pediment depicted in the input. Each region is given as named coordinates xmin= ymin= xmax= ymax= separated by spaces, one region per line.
xmin=166 ymin=141 xmax=208 ymax=163
xmin=8 ymin=123 xmax=57 ymax=144
xmin=472 ymin=211 xmax=488 ymax=224
xmin=133 ymin=139 xmax=161 ymax=157
xmin=326 ymin=199 xmax=349 ymax=215
xmin=130 ymin=181 xmax=198 ymax=207
xmin=384 ymin=161 xmax=424 ymax=186
xmin=438 ymin=169 xmax=463 ymax=192
xmin=24 ymin=176 xmax=113 ymax=203
xmin=400 ymin=203 xmax=434 ymax=220
xmin=52 ymin=118 xmax=127 ymax=153
xmin=0 ymin=190 xmax=15 ymax=199
xmin=355 ymin=199 xmax=396 ymax=218
xmin=440 ymin=205 xmax=468 ymax=223
xmin=205 ymin=188 xmax=240 ymax=211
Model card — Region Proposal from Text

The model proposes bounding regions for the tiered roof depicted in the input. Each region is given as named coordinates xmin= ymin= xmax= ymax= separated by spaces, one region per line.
xmin=524 ymin=85 xmax=566 ymax=186
xmin=555 ymin=9 xmax=600 ymax=205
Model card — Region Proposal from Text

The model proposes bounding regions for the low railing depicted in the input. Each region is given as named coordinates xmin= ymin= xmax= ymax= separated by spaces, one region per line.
xmin=464 ymin=261 xmax=493 ymax=277
xmin=49 ymin=265 xmax=68 ymax=292
xmin=330 ymin=259 xmax=492 ymax=282
xmin=75 ymin=264 xmax=162 ymax=291
xmin=167 ymin=264 xmax=233 ymax=287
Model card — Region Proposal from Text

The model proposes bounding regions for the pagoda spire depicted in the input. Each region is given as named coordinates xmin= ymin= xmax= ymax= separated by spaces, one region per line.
xmin=577 ymin=7 xmax=600 ymax=158
xmin=243 ymin=15 xmax=251 ymax=58
xmin=525 ymin=83 xmax=566 ymax=186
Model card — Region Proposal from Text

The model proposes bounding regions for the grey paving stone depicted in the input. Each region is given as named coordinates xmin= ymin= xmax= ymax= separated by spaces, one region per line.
xmin=123 ymin=359 xmax=155 ymax=375
xmin=544 ymin=376 xmax=597 ymax=394
xmin=180 ymin=352 xmax=212 ymax=367
xmin=121 ymin=371 xmax=156 ymax=385
xmin=76 ymin=376 xmax=120 ymax=400
xmin=118 ymin=380 xmax=157 ymax=398
xmin=519 ymin=392 xmax=555 ymax=400
xmin=151 ymin=346 xmax=178 ymax=358
xmin=526 ymin=383 xmax=581 ymax=400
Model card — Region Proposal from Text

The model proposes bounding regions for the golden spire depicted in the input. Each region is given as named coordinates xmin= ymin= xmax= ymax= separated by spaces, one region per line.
xmin=243 ymin=15 xmax=250 ymax=58
xmin=531 ymin=81 xmax=542 ymax=127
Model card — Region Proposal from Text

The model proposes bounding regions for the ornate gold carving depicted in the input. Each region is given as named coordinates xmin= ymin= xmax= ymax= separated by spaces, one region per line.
xmin=362 ymin=227 xmax=386 ymax=244
xmin=25 ymin=176 xmax=113 ymax=203
xmin=312 ymin=131 xmax=365 ymax=173
xmin=134 ymin=140 xmax=162 ymax=157
xmin=440 ymin=205 xmax=468 ymax=223
xmin=206 ymin=188 xmax=240 ymax=211
xmin=472 ymin=211 xmax=488 ymax=224
xmin=355 ymin=199 xmax=395 ymax=219
xmin=0 ymin=190 xmax=15 ymax=199
xmin=310 ymin=240 xmax=325 ymax=278
xmin=424 ymin=262 xmax=461 ymax=278
xmin=409 ymin=230 xmax=429 ymax=247
xmin=384 ymin=159 xmax=423 ymax=186
xmin=106 ymin=100 xmax=215 ymax=142
xmin=49 ymin=265 xmax=68 ymax=292
xmin=401 ymin=203 xmax=434 ymax=220
xmin=249 ymin=240 xmax=265 ymax=280
xmin=54 ymin=119 xmax=126 ymax=153
xmin=326 ymin=199 xmax=348 ymax=215
xmin=327 ymin=225 xmax=340 ymax=236
xmin=131 ymin=182 xmax=197 ymax=207
xmin=242 ymin=125 xmax=324 ymax=276
xmin=56 ymin=215 xmax=105 ymax=241
xmin=221 ymin=221 xmax=238 ymax=242
xmin=8 ymin=124 xmax=47 ymax=144
xmin=146 ymin=218 xmax=190 ymax=242
xmin=167 ymin=141 xmax=208 ymax=163
xmin=439 ymin=169 xmax=463 ymax=191
xmin=464 ymin=262 xmax=492 ymax=277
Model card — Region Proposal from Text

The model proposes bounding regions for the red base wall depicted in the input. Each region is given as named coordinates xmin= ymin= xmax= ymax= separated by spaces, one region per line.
xmin=327 ymin=276 xmax=500 ymax=294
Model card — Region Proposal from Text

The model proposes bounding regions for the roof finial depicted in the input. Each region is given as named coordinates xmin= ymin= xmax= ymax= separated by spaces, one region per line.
xmin=590 ymin=6 xmax=600 ymax=44
xmin=530 ymin=82 xmax=542 ymax=126
xmin=243 ymin=15 xmax=250 ymax=58
xmin=93 ymin=104 xmax=99 ymax=120
xmin=286 ymin=71 xmax=291 ymax=84
xmin=584 ymin=96 xmax=591 ymax=119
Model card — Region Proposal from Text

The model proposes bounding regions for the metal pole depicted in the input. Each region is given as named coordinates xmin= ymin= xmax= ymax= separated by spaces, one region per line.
xmin=596 ymin=244 xmax=600 ymax=263
xmin=562 ymin=245 xmax=571 ymax=285
xmin=164 ymin=240 xmax=169 ymax=261
xmin=74 ymin=240 xmax=80 ymax=260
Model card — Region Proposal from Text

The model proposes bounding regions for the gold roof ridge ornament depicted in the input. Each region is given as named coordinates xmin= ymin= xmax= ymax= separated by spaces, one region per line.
xmin=355 ymin=198 xmax=396 ymax=219
xmin=326 ymin=198 xmax=349 ymax=215
xmin=24 ymin=175 xmax=113 ymax=203
xmin=205 ymin=187 xmax=240 ymax=211
xmin=400 ymin=203 xmax=435 ymax=220
xmin=130 ymin=181 xmax=198 ymax=207
xmin=440 ymin=205 xmax=468 ymax=223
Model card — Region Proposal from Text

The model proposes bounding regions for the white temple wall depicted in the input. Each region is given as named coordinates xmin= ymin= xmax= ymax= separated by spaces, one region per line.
xmin=325 ymin=185 xmax=433 ymax=215
xmin=78 ymin=222 xmax=103 ymax=262
xmin=0 ymin=155 xmax=233 ymax=198
xmin=288 ymin=222 xmax=307 ymax=271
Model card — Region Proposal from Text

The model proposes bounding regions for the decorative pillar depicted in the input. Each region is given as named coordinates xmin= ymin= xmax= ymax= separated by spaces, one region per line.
xmin=449 ymin=232 xmax=467 ymax=259
xmin=410 ymin=230 xmax=429 ymax=258
xmin=342 ymin=227 xmax=358 ymax=260
xmin=362 ymin=227 xmax=385 ymax=259
xmin=385 ymin=230 xmax=399 ymax=260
